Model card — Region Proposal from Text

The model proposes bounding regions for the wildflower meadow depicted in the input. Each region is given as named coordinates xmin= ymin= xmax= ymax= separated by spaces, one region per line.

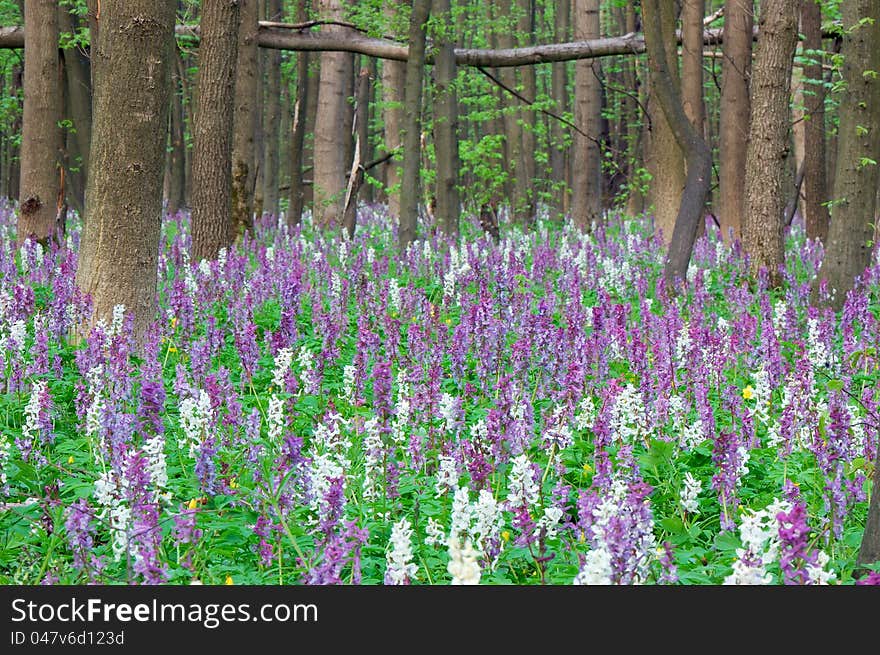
xmin=1 ymin=202 xmax=879 ymax=586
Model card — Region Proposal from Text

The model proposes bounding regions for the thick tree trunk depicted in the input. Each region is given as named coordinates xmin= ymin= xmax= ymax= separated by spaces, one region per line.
xmin=261 ymin=0 xmax=282 ymax=219
xmin=288 ymin=0 xmax=310 ymax=228
xmin=717 ymin=0 xmax=753 ymax=243
xmin=18 ymin=0 xmax=61 ymax=245
xmin=231 ymin=0 xmax=259 ymax=238
xmin=313 ymin=0 xmax=353 ymax=229
xmin=398 ymin=0 xmax=430 ymax=252
xmin=801 ymin=0 xmax=830 ymax=243
xmin=644 ymin=0 xmax=686 ymax=247
xmin=191 ymin=0 xmax=239 ymax=263
xmin=433 ymin=0 xmax=460 ymax=239
xmin=642 ymin=0 xmax=713 ymax=287
xmin=816 ymin=0 xmax=880 ymax=312
xmin=75 ymin=0 xmax=176 ymax=349
xmin=743 ymin=0 xmax=799 ymax=289
xmin=681 ymin=0 xmax=706 ymax=135
xmin=571 ymin=0 xmax=603 ymax=231
xmin=549 ymin=0 xmax=570 ymax=219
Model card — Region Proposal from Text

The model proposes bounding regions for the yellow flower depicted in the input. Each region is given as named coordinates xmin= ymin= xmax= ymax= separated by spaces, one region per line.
xmin=742 ymin=385 xmax=754 ymax=400
xmin=67 ymin=455 xmax=74 ymax=465
xmin=187 ymin=498 xmax=199 ymax=510
xmin=445 ymin=318 xmax=452 ymax=326
xmin=170 ymin=316 xmax=178 ymax=329
xmin=582 ymin=463 xmax=592 ymax=474
xmin=229 ymin=478 xmax=238 ymax=489
xmin=225 ymin=575 xmax=234 ymax=585
xmin=168 ymin=346 xmax=177 ymax=353
xmin=501 ymin=530 xmax=510 ymax=542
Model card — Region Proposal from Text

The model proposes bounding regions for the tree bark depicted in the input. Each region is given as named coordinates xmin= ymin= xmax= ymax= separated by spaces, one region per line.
xmin=58 ymin=5 xmax=91 ymax=217
xmin=433 ymin=0 xmax=460 ymax=239
xmin=398 ymin=0 xmax=431 ymax=252
xmin=288 ymin=0 xmax=311 ymax=228
xmin=642 ymin=0 xmax=713 ymax=287
xmin=191 ymin=0 xmax=240 ymax=263
xmin=743 ymin=0 xmax=799 ymax=289
xmin=801 ymin=0 xmax=830 ymax=243
xmin=681 ymin=0 xmax=706 ymax=134
xmin=18 ymin=0 xmax=61 ymax=246
xmin=75 ymin=0 xmax=177 ymax=349
xmin=380 ymin=3 xmax=406 ymax=219
xmin=549 ymin=0 xmax=570 ymax=219
xmin=231 ymin=0 xmax=259 ymax=237
xmin=515 ymin=0 xmax=537 ymax=224
xmin=717 ymin=0 xmax=753 ymax=243
xmin=166 ymin=44 xmax=187 ymax=215
xmin=571 ymin=0 xmax=603 ymax=231
xmin=261 ymin=0 xmax=282 ymax=219
xmin=816 ymin=0 xmax=880 ymax=313
xmin=644 ymin=0 xmax=686 ymax=247
xmin=342 ymin=66 xmax=370 ymax=240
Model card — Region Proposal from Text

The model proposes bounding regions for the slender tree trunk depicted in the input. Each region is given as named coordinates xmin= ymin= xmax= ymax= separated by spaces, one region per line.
xmin=642 ymin=0 xmax=713 ymax=286
xmin=550 ymin=0 xmax=570 ymax=219
xmin=313 ymin=0 xmax=353 ymax=229
xmin=381 ymin=3 xmax=406 ymax=218
xmin=75 ymin=0 xmax=176 ymax=349
xmin=743 ymin=0 xmax=799 ymax=289
xmin=18 ymin=0 xmax=61 ymax=245
xmin=802 ymin=0 xmax=830 ymax=243
xmin=816 ymin=0 xmax=880 ymax=312
xmin=717 ymin=0 xmax=753 ymax=243
xmin=6 ymin=63 xmax=21 ymax=201
xmin=516 ymin=0 xmax=536 ymax=224
xmin=398 ymin=0 xmax=431 ymax=251
xmin=190 ymin=0 xmax=240 ymax=263
xmin=288 ymin=0 xmax=311 ymax=228
xmin=231 ymin=0 xmax=259 ymax=237
xmin=644 ymin=0 xmax=686 ymax=247
xmin=433 ymin=0 xmax=460 ymax=239
xmin=625 ymin=5 xmax=645 ymax=217
xmin=303 ymin=53 xmax=320 ymax=213
xmin=58 ymin=5 xmax=91 ymax=217
xmin=571 ymin=0 xmax=602 ymax=231
xmin=167 ymin=45 xmax=187 ymax=215
xmin=342 ymin=65 xmax=370 ymax=239
xmin=262 ymin=0 xmax=282 ymax=219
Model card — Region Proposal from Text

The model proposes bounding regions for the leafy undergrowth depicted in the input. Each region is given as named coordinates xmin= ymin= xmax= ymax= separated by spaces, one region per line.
xmin=1 ymin=201 xmax=879 ymax=585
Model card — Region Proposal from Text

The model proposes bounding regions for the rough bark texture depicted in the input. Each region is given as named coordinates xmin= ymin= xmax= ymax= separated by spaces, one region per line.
xmin=398 ymin=0 xmax=430 ymax=252
xmin=313 ymin=0 xmax=353 ymax=228
xmin=644 ymin=0 xmax=686 ymax=247
xmin=191 ymin=0 xmax=239 ymax=263
xmin=681 ymin=0 xmax=706 ymax=134
xmin=717 ymin=0 xmax=753 ymax=243
xmin=18 ymin=0 xmax=61 ymax=245
xmin=231 ymin=0 xmax=259 ymax=238
xmin=817 ymin=0 xmax=880 ymax=313
xmin=433 ymin=0 xmax=460 ymax=239
xmin=75 ymin=0 xmax=176 ymax=349
xmin=288 ymin=0 xmax=310 ymax=228
xmin=802 ymin=0 xmax=830 ymax=243
xmin=549 ymin=0 xmax=570 ymax=219
xmin=262 ymin=0 xmax=282 ymax=219
xmin=743 ymin=0 xmax=798 ymax=289
xmin=571 ymin=0 xmax=602 ymax=231
xmin=167 ymin=45 xmax=187 ymax=215
xmin=642 ymin=0 xmax=713 ymax=287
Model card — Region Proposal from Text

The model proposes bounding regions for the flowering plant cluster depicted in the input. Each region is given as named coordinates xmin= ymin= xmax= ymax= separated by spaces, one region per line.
xmin=0 ymin=201 xmax=878 ymax=585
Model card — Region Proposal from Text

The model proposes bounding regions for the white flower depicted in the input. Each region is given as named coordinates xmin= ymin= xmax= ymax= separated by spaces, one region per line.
xmin=342 ymin=364 xmax=357 ymax=402
xmin=179 ymin=390 xmax=212 ymax=457
xmin=435 ymin=454 xmax=459 ymax=497
xmin=507 ymin=454 xmax=539 ymax=508
xmin=537 ymin=506 xmax=564 ymax=540
xmin=806 ymin=550 xmax=836 ymax=585
xmin=679 ymin=472 xmax=702 ymax=514
xmin=449 ymin=485 xmax=473 ymax=539
xmin=573 ymin=547 xmax=613 ymax=585
xmin=272 ymin=347 xmax=294 ymax=389
xmin=143 ymin=434 xmax=169 ymax=503
xmin=385 ymin=518 xmax=418 ymax=585
xmin=425 ymin=518 xmax=446 ymax=547
xmin=447 ymin=536 xmax=481 ymax=585
xmin=266 ymin=395 xmax=285 ymax=442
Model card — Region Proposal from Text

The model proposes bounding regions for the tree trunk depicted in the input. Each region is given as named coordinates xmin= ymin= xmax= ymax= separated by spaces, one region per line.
xmin=313 ymin=0 xmax=353 ymax=229
xmin=816 ymin=0 xmax=880 ymax=312
xmin=801 ymin=0 xmax=830 ymax=243
xmin=571 ymin=0 xmax=603 ymax=231
xmin=381 ymin=5 xmax=406 ymax=219
xmin=433 ymin=0 xmax=460 ymax=239
xmin=644 ymin=0 xmax=686 ymax=247
xmin=681 ymin=0 xmax=706 ymax=135
xmin=743 ymin=0 xmax=799 ymax=289
xmin=18 ymin=0 xmax=61 ymax=245
xmin=167 ymin=44 xmax=187 ymax=215
xmin=58 ymin=5 xmax=91 ymax=217
xmin=642 ymin=0 xmax=713 ymax=287
xmin=398 ymin=0 xmax=431 ymax=252
xmin=261 ymin=0 xmax=282 ymax=219
xmin=288 ymin=0 xmax=310 ymax=228
xmin=516 ymin=0 xmax=537 ymax=225
xmin=549 ymin=0 xmax=570 ymax=219
xmin=231 ymin=0 xmax=259 ymax=237
xmin=717 ymin=0 xmax=753 ymax=243
xmin=342 ymin=65 xmax=370 ymax=240
xmin=190 ymin=0 xmax=239 ymax=263
xmin=75 ymin=0 xmax=176 ymax=349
